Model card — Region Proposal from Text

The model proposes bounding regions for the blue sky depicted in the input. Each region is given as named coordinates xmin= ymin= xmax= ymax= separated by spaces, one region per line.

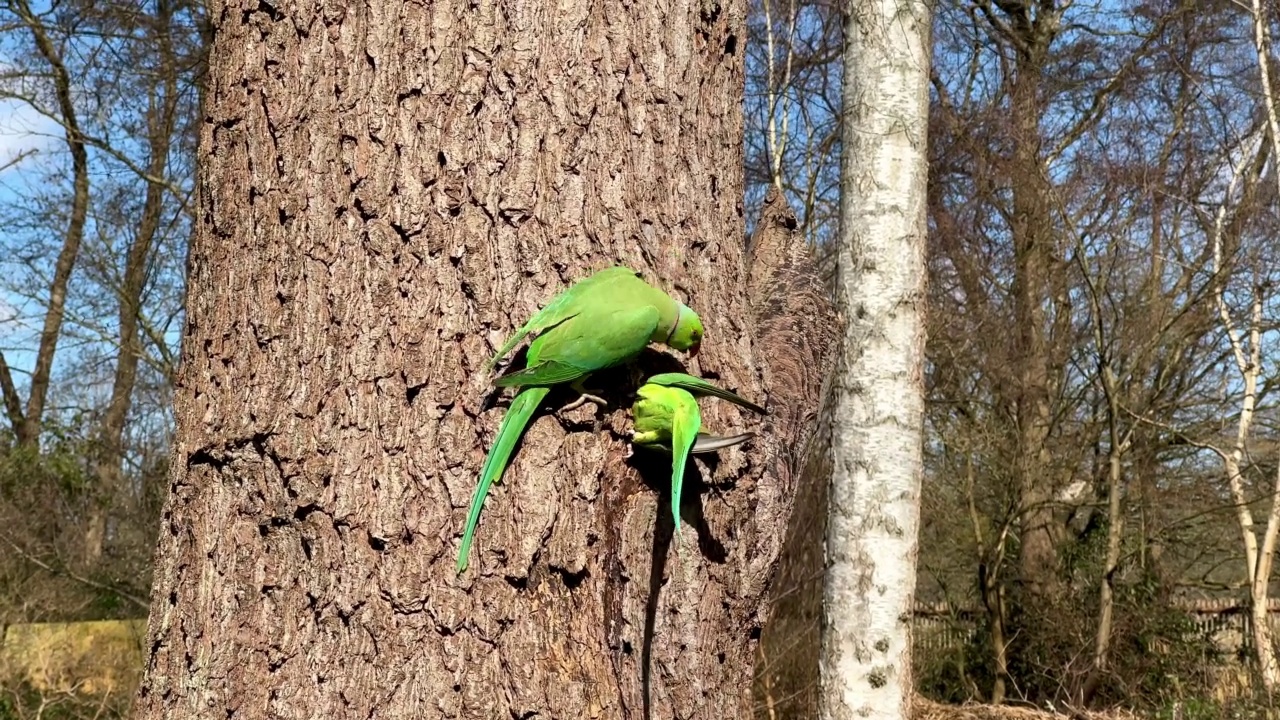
xmin=0 ymin=0 xmax=196 ymax=430
xmin=0 ymin=95 xmax=61 ymax=391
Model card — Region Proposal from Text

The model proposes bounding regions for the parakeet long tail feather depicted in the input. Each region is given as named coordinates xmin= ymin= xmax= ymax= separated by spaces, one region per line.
xmin=669 ymin=401 xmax=701 ymax=540
xmin=645 ymin=372 xmax=767 ymax=415
xmin=690 ymin=431 xmax=754 ymax=454
xmin=457 ymin=386 xmax=551 ymax=573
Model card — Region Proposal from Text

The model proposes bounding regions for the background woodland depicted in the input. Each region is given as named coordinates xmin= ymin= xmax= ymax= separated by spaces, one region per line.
xmin=2 ymin=0 xmax=1280 ymax=717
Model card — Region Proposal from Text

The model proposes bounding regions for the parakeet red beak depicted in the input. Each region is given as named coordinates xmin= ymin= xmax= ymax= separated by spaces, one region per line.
xmin=689 ymin=341 xmax=701 ymax=358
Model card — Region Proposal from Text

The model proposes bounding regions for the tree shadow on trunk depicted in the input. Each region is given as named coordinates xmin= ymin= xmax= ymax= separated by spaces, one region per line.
xmin=628 ymin=444 xmax=731 ymax=720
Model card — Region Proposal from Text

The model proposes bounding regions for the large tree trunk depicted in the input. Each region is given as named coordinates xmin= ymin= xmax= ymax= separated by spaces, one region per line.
xmin=136 ymin=1 xmax=825 ymax=718
xmin=1009 ymin=59 xmax=1062 ymax=603
xmin=820 ymin=0 xmax=930 ymax=718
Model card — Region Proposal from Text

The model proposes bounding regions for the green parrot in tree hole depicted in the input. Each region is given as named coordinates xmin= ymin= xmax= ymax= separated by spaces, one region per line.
xmin=457 ymin=267 xmax=705 ymax=573
xmin=630 ymin=372 xmax=765 ymax=539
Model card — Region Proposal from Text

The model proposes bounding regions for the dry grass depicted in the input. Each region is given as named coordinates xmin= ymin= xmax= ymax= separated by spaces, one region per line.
xmin=913 ymin=697 xmax=1143 ymax=720
xmin=0 ymin=619 xmax=146 ymax=696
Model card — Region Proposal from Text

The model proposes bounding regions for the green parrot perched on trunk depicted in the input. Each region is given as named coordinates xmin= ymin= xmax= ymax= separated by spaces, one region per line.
xmin=631 ymin=372 xmax=766 ymax=538
xmin=457 ymin=267 xmax=705 ymax=573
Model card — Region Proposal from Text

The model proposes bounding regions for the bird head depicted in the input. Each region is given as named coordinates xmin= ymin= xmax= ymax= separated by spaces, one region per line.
xmin=667 ymin=303 xmax=703 ymax=357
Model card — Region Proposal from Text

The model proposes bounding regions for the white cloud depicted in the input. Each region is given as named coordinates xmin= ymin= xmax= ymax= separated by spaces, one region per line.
xmin=0 ymin=292 xmax=39 ymax=382
xmin=0 ymin=292 xmax=26 ymax=342
xmin=0 ymin=98 xmax=57 ymax=173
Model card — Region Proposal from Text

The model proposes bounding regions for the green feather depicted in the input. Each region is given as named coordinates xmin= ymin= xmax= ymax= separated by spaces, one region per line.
xmin=668 ymin=392 xmax=700 ymax=538
xmin=461 ymin=267 xmax=705 ymax=573
xmin=492 ymin=359 xmax=592 ymax=388
xmin=632 ymin=384 xmax=701 ymax=539
xmin=485 ymin=267 xmax=641 ymax=371
xmin=494 ymin=305 xmax=661 ymax=387
xmin=643 ymin=372 xmax=766 ymax=415
xmin=486 ymin=267 xmax=686 ymax=373
xmin=457 ymin=386 xmax=550 ymax=573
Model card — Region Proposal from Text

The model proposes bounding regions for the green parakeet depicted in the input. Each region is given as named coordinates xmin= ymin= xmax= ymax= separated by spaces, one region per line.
xmin=457 ymin=267 xmax=705 ymax=573
xmin=630 ymin=373 xmax=765 ymax=538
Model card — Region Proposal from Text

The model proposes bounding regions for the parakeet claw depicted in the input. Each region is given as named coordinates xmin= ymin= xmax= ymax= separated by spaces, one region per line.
xmin=558 ymin=377 xmax=608 ymax=414
xmin=559 ymin=392 xmax=608 ymax=414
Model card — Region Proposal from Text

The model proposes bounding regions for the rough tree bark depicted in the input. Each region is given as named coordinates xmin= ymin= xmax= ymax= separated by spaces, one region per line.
xmin=749 ymin=188 xmax=836 ymax=718
xmin=136 ymin=1 xmax=826 ymax=718
xmin=820 ymin=0 xmax=930 ymax=718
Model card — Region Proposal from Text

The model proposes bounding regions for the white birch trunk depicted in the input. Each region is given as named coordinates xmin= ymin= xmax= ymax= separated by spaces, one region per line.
xmin=1247 ymin=0 xmax=1280 ymax=689
xmin=819 ymin=0 xmax=931 ymax=718
xmin=1208 ymin=117 xmax=1280 ymax=689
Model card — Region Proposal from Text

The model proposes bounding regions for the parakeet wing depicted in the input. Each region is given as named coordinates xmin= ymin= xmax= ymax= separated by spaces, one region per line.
xmin=493 ymin=305 xmax=661 ymax=388
xmin=485 ymin=267 xmax=644 ymax=370
xmin=492 ymin=359 xmax=592 ymax=388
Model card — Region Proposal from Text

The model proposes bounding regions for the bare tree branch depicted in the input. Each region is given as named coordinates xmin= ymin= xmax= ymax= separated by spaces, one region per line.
xmin=0 ymin=532 xmax=149 ymax=611
xmin=0 ymin=349 xmax=24 ymax=432
xmin=10 ymin=0 xmax=92 ymax=447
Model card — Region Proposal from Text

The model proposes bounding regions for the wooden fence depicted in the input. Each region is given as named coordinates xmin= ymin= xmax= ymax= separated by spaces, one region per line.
xmin=911 ymin=598 xmax=1280 ymax=657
